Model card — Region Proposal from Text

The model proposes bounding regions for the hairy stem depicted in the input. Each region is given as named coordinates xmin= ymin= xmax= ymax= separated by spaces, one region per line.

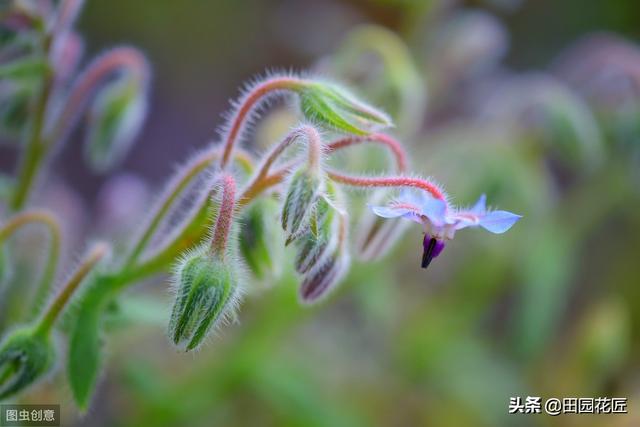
xmin=220 ymin=76 xmax=306 ymax=169
xmin=49 ymin=46 xmax=149 ymax=145
xmin=125 ymin=149 xmax=254 ymax=267
xmin=0 ymin=210 xmax=62 ymax=319
xmin=210 ymin=175 xmax=236 ymax=257
xmin=326 ymin=133 xmax=408 ymax=172
xmin=327 ymin=170 xmax=446 ymax=200
xmin=35 ymin=242 xmax=108 ymax=336
xmin=239 ymin=125 xmax=322 ymax=205
xmin=125 ymin=149 xmax=216 ymax=266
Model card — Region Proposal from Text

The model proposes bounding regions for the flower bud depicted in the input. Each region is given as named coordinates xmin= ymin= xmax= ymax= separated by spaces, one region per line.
xmin=0 ymin=327 xmax=55 ymax=399
xmin=281 ymin=168 xmax=322 ymax=245
xmin=238 ymin=197 xmax=281 ymax=280
xmin=84 ymin=76 xmax=147 ymax=173
xmin=299 ymin=249 xmax=349 ymax=304
xmin=298 ymin=81 xmax=392 ymax=135
xmin=294 ymin=192 xmax=337 ymax=274
xmin=298 ymin=196 xmax=350 ymax=304
xmin=168 ymin=246 xmax=241 ymax=351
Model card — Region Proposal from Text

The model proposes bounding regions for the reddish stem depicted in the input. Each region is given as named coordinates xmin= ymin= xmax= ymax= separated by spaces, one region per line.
xmin=326 ymin=133 xmax=408 ymax=172
xmin=50 ymin=46 xmax=149 ymax=144
xmin=211 ymin=174 xmax=236 ymax=257
xmin=220 ymin=76 xmax=306 ymax=169
xmin=238 ymin=125 xmax=321 ymax=206
xmin=327 ymin=170 xmax=446 ymax=201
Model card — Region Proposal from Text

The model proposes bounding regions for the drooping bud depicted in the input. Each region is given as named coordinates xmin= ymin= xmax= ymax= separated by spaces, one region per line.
xmin=238 ymin=197 xmax=282 ymax=280
xmin=299 ymin=246 xmax=350 ymax=304
xmin=168 ymin=246 xmax=241 ymax=351
xmin=84 ymin=75 xmax=147 ymax=173
xmin=298 ymin=198 xmax=350 ymax=304
xmin=297 ymin=81 xmax=392 ymax=135
xmin=0 ymin=327 xmax=55 ymax=399
xmin=293 ymin=183 xmax=340 ymax=274
xmin=281 ymin=167 xmax=322 ymax=245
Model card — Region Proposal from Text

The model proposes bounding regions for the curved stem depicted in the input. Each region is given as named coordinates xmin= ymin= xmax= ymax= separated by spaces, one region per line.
xmin=0 ymin=210 xmax=62 ymax=317
xmin=219 ymin=76 xmax=306 ymax=169
xmin=239 ymin=125 xmax=321 ymax=202
xmin=327 ymin=170 xmax=446 ymax=200
xmin=326 ymin=133 xmax=408 ymax=172
xmin=237 ymin=170 xmax=288 ymax=209
xmin=124 ymin=149 xmax=255 ymax=267
xmin=35 ymin=242 xmax=108 ymax=336
xmin=239 ymin=167 xmax=446 ymax=210
xmin=125 ymin=149 xmax=216 ymax=266
xmin=49 ymin=46 xmax=149 ymax=145
xmin=210 ymin=175 xmax=236 ymax=257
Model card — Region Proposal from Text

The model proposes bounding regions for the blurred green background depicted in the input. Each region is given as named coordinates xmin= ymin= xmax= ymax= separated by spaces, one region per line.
xmin=7 ymin=0 xmax=640 ymax=426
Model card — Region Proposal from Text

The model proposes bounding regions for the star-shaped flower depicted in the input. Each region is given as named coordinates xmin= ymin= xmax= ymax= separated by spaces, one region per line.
xmin=369 ymin=190 xmax=521 ymax=268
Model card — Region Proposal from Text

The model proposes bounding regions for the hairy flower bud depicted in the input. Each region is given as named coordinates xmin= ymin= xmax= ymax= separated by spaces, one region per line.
xmin=298 ymin=81 xmax=392 ymax=135
xmin=0 ymin=328 xmax=55 ymax=399
xmin=84 ymin=76 xmax=147 ymax=173
xmin=294 ymin=187 xmax=340 ymax=274
xmin=168 ymin=246 xmax=241 ymax=351
xmin=298 ymin=192 xmax=350 ymax=304
xmin=299 ymin=248 xmax=350 ymax=304
xmin=281 ymin=168 xmax=322 ymax=245
xmin=239 ymin=197 xmax=281 ymax=280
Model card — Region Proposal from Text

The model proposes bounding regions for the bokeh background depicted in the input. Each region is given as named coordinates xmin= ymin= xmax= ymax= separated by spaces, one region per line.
xmin=3 ymin=0 xmax=640 ymax=426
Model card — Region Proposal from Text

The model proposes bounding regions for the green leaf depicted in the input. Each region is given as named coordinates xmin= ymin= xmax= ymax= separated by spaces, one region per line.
xmin=67 ymin=279 xmax=111 ymax=410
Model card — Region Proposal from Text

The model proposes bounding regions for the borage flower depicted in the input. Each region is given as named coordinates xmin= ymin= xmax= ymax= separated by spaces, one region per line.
xmin=369 ymin=190 xmax=521 ymax=268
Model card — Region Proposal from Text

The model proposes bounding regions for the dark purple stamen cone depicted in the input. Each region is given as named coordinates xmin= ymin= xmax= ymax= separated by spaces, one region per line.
xmin=421 ymin=236 xmax=445 ymax=269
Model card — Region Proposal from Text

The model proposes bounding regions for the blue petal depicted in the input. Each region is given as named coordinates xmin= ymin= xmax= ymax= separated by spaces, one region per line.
xmin=369 ymin=205 xmax=408 ymax=219
xmin=369 ymin=203 xmax=423 ymax=224
xmin=421 ymin=197 xmax=449 ymax=226
xmin=470 ymin=194 xmax=486 ymax=214
xmin=478 ymin=211 xmax=522 ymax=234
xmin=399 ymin=188 xmax=427 ymax=207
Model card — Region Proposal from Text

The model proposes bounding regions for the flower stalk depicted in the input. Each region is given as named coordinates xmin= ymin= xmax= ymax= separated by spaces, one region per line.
xmin=35 ymin=242 xmax=108 ymax=336
xmin=210 ymin=174 xmax=236 ymax=258
xmin=0 ymin=210 xmax=61 ymax=318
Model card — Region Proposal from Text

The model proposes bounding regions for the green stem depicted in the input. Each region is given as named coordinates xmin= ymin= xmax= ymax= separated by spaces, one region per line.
xmin=124 ymin=150 xmax=216 ymax=267
xmin=35 ymin=242 xmax=108 ymax=336
xmin=124 ymin=149 xmax=255 ymax=268
xmin=220 ymin=76 xmax=306 ymax=169
xmin=0 ymin=210 xmax=62 ymax=320
xmin=10 ymin=76 xmax=53 ymax=211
